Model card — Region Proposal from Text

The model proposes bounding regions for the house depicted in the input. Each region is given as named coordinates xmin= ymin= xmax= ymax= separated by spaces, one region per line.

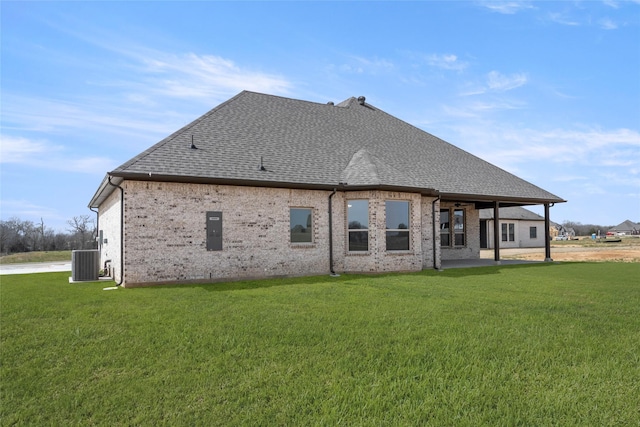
xmin=609 ymin=220 xmax=640 ymax=236
xmin=479 ymin=206 xmax=547 ymax=248
xmin=89 ymin=91 xmax=565 ymax=287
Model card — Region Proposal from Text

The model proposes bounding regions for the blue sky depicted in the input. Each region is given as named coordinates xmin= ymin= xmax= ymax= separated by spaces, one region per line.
xmin=2 ymin=1 xmax=639 ymax=232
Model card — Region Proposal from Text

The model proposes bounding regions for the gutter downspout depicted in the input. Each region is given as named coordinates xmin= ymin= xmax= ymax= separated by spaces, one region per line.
xmin=432 ymin=196 xmax=441 ymax=270
xmin=328 ymin=188 xmax=339 ymax=277
xmin=107 ymin=176 xmax=124 ymax=287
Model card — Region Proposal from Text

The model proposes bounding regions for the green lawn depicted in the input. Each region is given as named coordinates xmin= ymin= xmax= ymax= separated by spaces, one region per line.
xmin=2 ymin=264 xmax=639 ymax=426
xmin=0 ymin=250 xmax=72 ymax=264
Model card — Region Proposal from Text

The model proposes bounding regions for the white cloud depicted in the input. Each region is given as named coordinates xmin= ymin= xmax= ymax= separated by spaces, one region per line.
xmin=450 ymin=125 xmax=640 ymax=172
xmin=2 ymin=94 xmax=177 ymax=141
xmin=479 ymin=0 xmax=534 ymax=15
xmin=426 ymin=54 xmax=469 ymax=71
xmin=0 ymin=199 xmax=62 ymax=222
xmin=41 ymin=20 xmax=293 ymax=101
xmin=332 ymin=55 xmax=395 ymax=75
xmin=599 ymin=18 xmax=618 ymax=29
xmin=552 ymin=175 xmax=589 ymax=182
xmin=548 ymin=12 xmax=581 ymax=26
xmin=486 ymin=71 xmax=528 ymax=92
xmin=0 ymin=134 xmax=113 ymax=174
xmin=137 ymin=52 xmax=292 ymax=98
xmin=458 ymin=71 xmax=528 ymax=96
xmin=442 ymin=100 xmax=524 ymax=118
xmin=477 ymin=1 xmax=535 ymax=14
xmin=1 ymin=135 xmax=62 ymax=163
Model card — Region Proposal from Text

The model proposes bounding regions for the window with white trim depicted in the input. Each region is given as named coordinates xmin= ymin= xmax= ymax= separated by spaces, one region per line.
xmin=502 ymin=223 xmax=515 ymax=242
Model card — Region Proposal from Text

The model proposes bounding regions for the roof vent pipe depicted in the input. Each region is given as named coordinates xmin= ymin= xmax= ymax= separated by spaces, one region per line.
xmin=357 ymin=96 xmax=366 ymax=105
xmin=190 ymin=135 xmax=197 ymax=149
xmin=259 ymin=156 xmax=267 ymax=171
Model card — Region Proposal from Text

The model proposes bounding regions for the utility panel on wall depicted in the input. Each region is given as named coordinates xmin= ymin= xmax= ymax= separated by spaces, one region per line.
xmin=206 ymin=211 xmax=222 ymax=251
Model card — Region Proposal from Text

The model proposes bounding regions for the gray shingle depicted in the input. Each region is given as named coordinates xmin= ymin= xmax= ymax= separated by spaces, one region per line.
xmin=479 ymin=206 xmax=546 ymax=221
xmin=97 ymin=91 xmax=564 ymax=205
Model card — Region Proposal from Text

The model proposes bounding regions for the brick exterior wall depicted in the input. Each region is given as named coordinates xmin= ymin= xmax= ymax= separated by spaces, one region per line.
xmin=98 ymin=187 xmax=122 ymax=282
xmin=336 ymin=191 xmax=429 ymax=274
xmin=120 ymin=182 xmax=332 ymax=286
xmin=98 ymin=180 xmax=470 ymax=286
xmin=440 ymin=202 xmax=480 ymax=261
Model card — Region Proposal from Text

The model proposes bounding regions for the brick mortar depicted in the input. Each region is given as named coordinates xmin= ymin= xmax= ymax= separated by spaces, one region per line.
xmin=99 ymin=181 xmax=454 ymax=285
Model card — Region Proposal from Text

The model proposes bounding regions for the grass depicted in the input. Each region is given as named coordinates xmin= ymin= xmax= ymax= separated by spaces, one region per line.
xmin=2 ymin=263 xmax=639 ymax=425
xmin=0 ymin=250 xmax=72 ymax=264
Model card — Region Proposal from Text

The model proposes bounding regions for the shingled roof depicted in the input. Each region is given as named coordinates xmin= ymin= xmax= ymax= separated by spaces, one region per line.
xmin=479 ymin=206 xmax=545 ymax=221
xmin=90 ymin=91 xmax=564 ymax=208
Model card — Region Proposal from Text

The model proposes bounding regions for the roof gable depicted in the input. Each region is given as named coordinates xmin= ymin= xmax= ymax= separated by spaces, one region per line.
xmin=340 ymin=148 xmax=416 ymax=188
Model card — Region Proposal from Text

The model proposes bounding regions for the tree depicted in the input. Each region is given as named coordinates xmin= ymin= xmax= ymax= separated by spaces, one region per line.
xmin=0 ymin=217 xmax=36 ymax=254
xmin=66 ymin=215 xmax=95 ymax=250
xmin=1 ymin=214 xmax=99 ymax=255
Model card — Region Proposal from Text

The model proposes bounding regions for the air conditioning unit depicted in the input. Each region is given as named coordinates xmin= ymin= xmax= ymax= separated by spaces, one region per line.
xmin=71 ymin=250 xmax=100 ymax=281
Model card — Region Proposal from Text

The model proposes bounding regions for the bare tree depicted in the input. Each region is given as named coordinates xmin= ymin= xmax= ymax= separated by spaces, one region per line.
xmin=67 ymin=215 xmax=95 ymax=250
xmin=0 ymin=217 xmax=37 ymax=253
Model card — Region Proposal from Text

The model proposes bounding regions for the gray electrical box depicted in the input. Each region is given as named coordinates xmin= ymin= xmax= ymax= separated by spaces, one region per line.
xmin=206 ymin=211 xmax=222 ymax=251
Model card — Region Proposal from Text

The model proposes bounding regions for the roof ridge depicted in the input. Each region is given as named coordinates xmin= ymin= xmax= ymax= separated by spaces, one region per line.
xmin=336 ymin=97 xmax=357 ymax=108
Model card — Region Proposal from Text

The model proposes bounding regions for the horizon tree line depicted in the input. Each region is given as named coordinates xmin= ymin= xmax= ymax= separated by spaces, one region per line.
xmin=0 ymin=215 xmax=97 ymax=255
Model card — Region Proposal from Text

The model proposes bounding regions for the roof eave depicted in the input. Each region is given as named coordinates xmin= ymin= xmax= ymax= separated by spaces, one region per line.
xmin=105 ymin=172 xmax=440 ymax=197
xmin=88 ymin=175 xmax=125 ymax=209
xmin=440 ymin=192 xmax=567 ymax=209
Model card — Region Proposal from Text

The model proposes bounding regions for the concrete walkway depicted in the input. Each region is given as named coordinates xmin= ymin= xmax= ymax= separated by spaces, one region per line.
xmin=0 ymin=261 xmax=71 ymax=275
xmin=441 ymin=258 xmax=545 ymax=269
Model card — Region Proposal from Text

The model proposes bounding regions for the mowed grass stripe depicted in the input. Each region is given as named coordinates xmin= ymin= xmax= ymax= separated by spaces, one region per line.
xmin=1 ymin=263 xmax=639 ymax=426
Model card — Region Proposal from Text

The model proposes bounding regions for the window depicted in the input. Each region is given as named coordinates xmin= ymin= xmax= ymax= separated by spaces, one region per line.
xmin=453 ymin=209 xmax=465 ymax=246
xmin=290 ymin=208 xmax=313 ymax=243
xmin=440 ymin=209 xmax=450 ymax=247
xmin=530 ymin=226 xmax=537 ymax=239
xmin=502 ymin=223 xmax=515 ymax=242
xmin=386 ymin=200 xmax=410 ymax=251
xmin=348 ymin=200 xmax=369 ymax=251
xmin=441 ymin=208 xmax=466 ymax=247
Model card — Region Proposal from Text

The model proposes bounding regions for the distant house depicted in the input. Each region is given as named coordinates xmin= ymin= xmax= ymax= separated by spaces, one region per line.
xmin=479 ymin=206 xmax=547 ymax=248
xmin=89 ymin=91 xmax=564 ymax=287
xmin=609 ymin=220 xmax=640 ymax=236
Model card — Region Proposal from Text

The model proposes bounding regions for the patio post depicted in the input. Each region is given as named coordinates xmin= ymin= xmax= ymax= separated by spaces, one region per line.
xmin=493 ymin=201 xmax=500 ymax=264
xmin=544 ymin=203 xmax=553 ymax=262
